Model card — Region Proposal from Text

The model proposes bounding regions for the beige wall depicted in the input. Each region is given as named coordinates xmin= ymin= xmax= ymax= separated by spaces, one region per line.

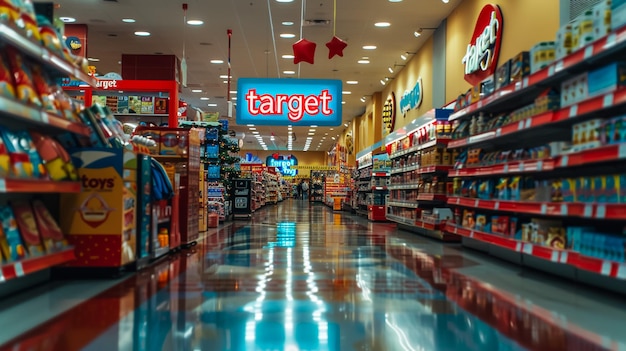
xmin=445 ymin=0 xmax=560 ymax=101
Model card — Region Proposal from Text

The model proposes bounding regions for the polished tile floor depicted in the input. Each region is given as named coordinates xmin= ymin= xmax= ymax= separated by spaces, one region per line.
xmin=1 ymin=199 xmax=626 ymax=351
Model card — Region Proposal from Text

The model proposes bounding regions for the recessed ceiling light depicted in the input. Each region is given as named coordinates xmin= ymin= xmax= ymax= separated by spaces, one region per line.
xmin=232 ymin=97 xmax=238 ymax=100
xmin=249 ymin=127 xmax=257 ymax=130
xmin=247 ymin=124 xmax=255 ymax=127
xmin=60 ymin=17 xmax=76 ymax=23
xmin=308 ymin=133 xmax=315 ymax=136
xmin=346 ymin=80 xmax=358 ymax=85
xmin=389 ymin=0 xmax=403 ymax=2
xmin=342 ymin=101 xmax=346 ymax=104
xmin=283 ymin=70 xmax=296 ymax=75
xmin=330 ymin=128 xmax=334 ymax=130
xmin=207 ymin=103 xmax=218 ymax=107
xmin=282 ymin=54 xmax=295 ymax=59
xmin=187 ymin=20 xmax=204 ymax=25
xmin=87 ymin=57 xmax=100 ymax=62
xmin=122 ymin=18 xmax=136 ymax=23
xmin=134 ymin=31 xmax=151 ymax=37
xmin=331 ymin=137 xmax=336 ymax=140
xmin=357 ymin=59 xmax=370 ymax=64
xmin=219 ymin=75 xmax=232 ymax=79
xmin=375 ymin=22 xmax=391 ymax=27
xmin=252 ymin=131 xmax=260 ymax=134
xmin=210 ymin=59 xmax=224 ymax=64
xmin=200 ymin=97 xmax=210 ymax=100
xmin=342 ymin=91 xmax=351 ymax=95
xmin=191 ymin=89 xmax=203 ymax=93
xmin=280 ymin=33 xmax=296 ymax=38
xmin=363 ymin=45 xmax=377 ymax=50
xmin=223 ymin=80 xmax=228 ymax=84
xmin=282 ymin=21 xmax=294 ymax=26
xmin=276 ymin=0 xmax=294 ymax=2
xmin=344 ymin=123 xmax=349 ymax=127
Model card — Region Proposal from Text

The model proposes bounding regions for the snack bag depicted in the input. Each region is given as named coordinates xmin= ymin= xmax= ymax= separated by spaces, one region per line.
xmin=0 ymin=53 xmax=15 ymax=99
xmin=31 ymin=64 xmax=59 ymax=115
xmin=32 ymin=199 xmax=68 ymax=252
xmin=31 ymin=132 xmax=78 ymax=181
xmin=12 ymin=201 xmax=45 ymax=256
xmin=0 ymin=225 xmax=11 ymax=262
xmin=0 ymin=131 xmax=11 ymax=178
xmin=0 ymin=0 xmax=20 ymax=25
xmin=0 ymin=205 xmax=27 ymax=261
xmin=0 ymin=127 xmax=33 ymax=178
xmin=36 ymin=14 xmax=63 ymax=56
xmin=6 ymin=47 xmax=42 ymax=107
xmin=18 ymin=0 xmax=40 ymax=41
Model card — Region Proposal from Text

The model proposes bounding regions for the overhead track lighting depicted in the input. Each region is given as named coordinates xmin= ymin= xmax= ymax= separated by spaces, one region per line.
xmin=414 ymin=27 xmax=438 ymax=37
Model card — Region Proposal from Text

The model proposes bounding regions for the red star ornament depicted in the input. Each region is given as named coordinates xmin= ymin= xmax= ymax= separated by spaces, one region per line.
xmin=326 ymin=36 xmax=348 ymax=59
xmin=292 ymin=38 xmax=316 ymax=64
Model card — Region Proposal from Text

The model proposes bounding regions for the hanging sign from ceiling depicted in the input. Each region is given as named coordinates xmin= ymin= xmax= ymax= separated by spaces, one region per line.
xmin=462 ymin=4 xmax=504 ymax=86
xmin=266 ymin=154 xmax=298 ymax=177
xmin=237 ymin=78 xmax=342 ymax=126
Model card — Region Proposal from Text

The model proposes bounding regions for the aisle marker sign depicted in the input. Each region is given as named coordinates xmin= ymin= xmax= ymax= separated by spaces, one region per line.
xmin=462 ymin=4 xmax=504 ymax=85
xmin=237 ymin=78 xmax=342 ymax=126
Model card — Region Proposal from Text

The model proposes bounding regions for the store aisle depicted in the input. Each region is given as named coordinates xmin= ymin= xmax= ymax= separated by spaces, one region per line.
xmin=1 ymin=199 xmax=626 ymax=351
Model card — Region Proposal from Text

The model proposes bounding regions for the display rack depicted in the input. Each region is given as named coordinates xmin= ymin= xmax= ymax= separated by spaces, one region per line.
xmin=443 ymin=23 xmax=626 ymax=291
xmin=323 ymin=181 xmax=349 ymax=211
xmin=309 ymin=171 xmax=326 ymax=203
xmin=383 ymin=110 xmax=458 ymax=241
xmin=0 ymin=13 xmax=104 ymax=292
xmin=63 ymin=80 xmax=180 ymax=127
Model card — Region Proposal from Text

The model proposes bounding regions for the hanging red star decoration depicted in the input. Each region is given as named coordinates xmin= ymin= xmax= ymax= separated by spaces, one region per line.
xmin=293 ymin=38 xmax=316 ymax=64
xmin=326 ymin=36 xmax=348 ymax=59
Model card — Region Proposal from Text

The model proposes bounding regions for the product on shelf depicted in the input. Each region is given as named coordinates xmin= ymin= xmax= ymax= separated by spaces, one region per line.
xmin=32 ymin=199 xmax=69 ymax=252
xmin=12 ymin=200 xmax=45 ymax=257
xmin=0 ymin=205 xmax=26 ymax=262
xmin=6 ymin=47 xmax=42 ymax=107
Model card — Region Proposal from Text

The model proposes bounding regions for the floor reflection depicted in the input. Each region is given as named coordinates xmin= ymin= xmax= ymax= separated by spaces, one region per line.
xmin=0 ymin=200 xmax=619 ymax=350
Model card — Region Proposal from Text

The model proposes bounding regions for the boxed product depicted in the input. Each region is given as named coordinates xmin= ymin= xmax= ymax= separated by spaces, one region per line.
xmin=555 ymin=23 xmax=574 ymax=60
xmin=481 ymin=75 xmax=496 ymax=97
xmin=475 ymin=214 xmax=488 ymax=231
xmin=578 ymin=9 xmax=596 ymax=49
xmin=462 ymin=209 xmax=475 ymax=229
xmin=562 ymin=178 xmax=577 ymax=202
xmin=594 ymin=0 xmax=612 ymax=39
xmin=560 ymin=73 xmax=588 ymax=107
xmin=32 ymin=199 xmax=69 ymax=252
xmin=140 ymin=96 xmax=154 ymax=114
xmin=612 ymin=0 xmax=626 ymax=30
xmin=12 ymin=201 xmax=45 ymax=256
xmin=470 ymin=84 xmax=483 ymax=104
xmin=587 ymin=62 xmax=626 ymax=98
xmin=530 ymin=42 xmax=556 ymax=74
xmin=495 ymin=60 xmax=512 ymax=91
xmin=155 ymin=97 xmax=168 ymax=114
xmin=0 ymin=206 xmax=27 ymax=261
xmin=491 ymin=216 xmax=510 ymax=236
xmin=128 ymin=96 xmax=141 ymax=113
xmin=106 ymin=96 xmax=118 ymax=113
xmin=117 ymin=96 xmax=130 ymax=114
xmin=510 ymin=51 xmax=531 ymax=84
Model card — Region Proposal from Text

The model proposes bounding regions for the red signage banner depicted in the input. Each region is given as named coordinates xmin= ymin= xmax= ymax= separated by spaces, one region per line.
xmin=462 ymin=4 xmax=504 ymax=86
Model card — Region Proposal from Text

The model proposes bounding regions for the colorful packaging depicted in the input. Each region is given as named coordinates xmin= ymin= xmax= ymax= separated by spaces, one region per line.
xmin=587 ymin=62 xmax=626 ymax=98
xmin=12 ymin=201 xmax=45 ymax=256
xmin=578 ymin=10 xmax=595 ymax=48
xmin=140 ymin=96 xmax=154 ymax=114
xmin=30 ymin=64 xmax=60 ymax=115
xmin=495 ymin=60 xmax=512 ymax=91
xmin=612 ymin=0 xmax=626 ymax=30
xmin=491 ymin=216 xmax=510 ymax=236
xmin=0 ymin=53 xmax=15 ymax=99
xmin=530 ymin=41 xmax=556 ymax=74
xmin=594 ymin=0 xmax=612 ymax=39
xmin=562 ymin=178 xmax=577 ymax=202
xmin=154 ymin=97 xmax=168 ymax=114
xmin=0 ymin=206 xmax=27 ymax=261
xmin=510 ymin=51 xmax=531 ymax=84
xmin=0 ymin=0 xmax=20 ymax=25
xmin=32 ymin=199 xmax=68 ymax=252
xmin=30 ymin=132 xmax=78 ymax=181
xmin=555 ymin=24 xmax=574 ymax=60
xmin=18 ymin=0 xmax=40 ymax=42
xmin=475 ymin=214 xmax=488 ymax=231
xmin=6 ymin=47 xmax=42 ymax=107
xmin=462 ymin=209 xmax=475 ymax=229
xmin=0 ymin=128 xmax=33 ymax=178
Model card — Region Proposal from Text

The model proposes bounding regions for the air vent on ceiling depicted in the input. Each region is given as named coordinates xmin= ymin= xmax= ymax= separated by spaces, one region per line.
xmin=303 ymin=19 xmax=330 ymax=27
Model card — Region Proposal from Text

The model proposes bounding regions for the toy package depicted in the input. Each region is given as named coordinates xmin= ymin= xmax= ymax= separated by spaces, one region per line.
xmin=12 ymin=201 xmax=45 ymax=256
xmin=18 ymin=0 xmax=40 ymax=41
xmin=30 ymin=64 xmax=59 ymax=115
xmin=16 ymin=130 xmax=47 ymax=179
xmin=31 ymin=132 xmax=77 ymax=181
xmin=491 ymin=216 xmax=511 ymax=236
xmin=0 ymin=127 xmax=33 ymax=178
xmin=0 ymin=205 xmax=27 ymax=261
xmin=32 ymin=199 xmax=68 ymax=252
xmin=6 ymin=47 xmax=41 ymax=107
xmin=0 ymin=0 xmax=20 ymax=25
xmin=462 ymin=209 xmax=476 ymax=229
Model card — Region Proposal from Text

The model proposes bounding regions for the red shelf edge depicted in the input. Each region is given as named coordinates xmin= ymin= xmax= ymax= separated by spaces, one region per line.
xmin=3 ymin=179 xmax=82 ymax=193
xmin=1 ymin=248 xmax=75 ymax=282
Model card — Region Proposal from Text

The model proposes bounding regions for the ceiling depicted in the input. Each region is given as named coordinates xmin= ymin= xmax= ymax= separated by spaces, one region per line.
xmin=43 ymin=0 xmax=461 ymax=151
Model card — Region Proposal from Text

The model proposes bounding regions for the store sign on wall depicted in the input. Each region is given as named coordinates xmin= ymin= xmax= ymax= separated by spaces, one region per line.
xmin=382 ymin=92 xmax=396 ymax=137
xmin=462 ymin=4 xmax=504 ymax=86
xmin=400 ymin=78 xmax=423 ymax=115
xmin=266 ymin=155 xmax=298 ymax=177
xmin=237 ymin=78 xmax=342 ymax=126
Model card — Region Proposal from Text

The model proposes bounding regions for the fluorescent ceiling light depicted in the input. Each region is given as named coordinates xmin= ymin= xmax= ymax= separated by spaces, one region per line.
xmin=219 ymin=75 xmax=232 ymax=79
xmin=282 ymin=54 xmax=295 ymax=59
xmin=346 ymin=80 xmax=358 ymax=85
xmin=310 ymin=125 xmax=318 ymax=127
xmin=342 ymin=101 xmax=346 ymax=104
xmin=87 ymin=57 xmax=100 ymax=62
xmin=249 ymin=127 xmax=257 ymax=130
xmin=375 ymin=22 xmax=391 ymax=27
xmin=134 ymin=31 xmax=151 ymax=36
xmin=344 ymin=123 xmax=349 ymax=127
xmin=283 ymin=70 xmax=296 ymax=75
xmin=282 ymin=21 xmax=294 ymax=26
xmin=342 ymin=91 xmax=351 ymax=95
xmin=200 ymin=97 xmax=209 ymax=100
xmin=230 ymin=90 xmax=237 ymax=94
xmin=360 ymin=97 xmax=366 ymax=102
xmin=60 ymin=17 xmax=76 ymax=23
xmin=363 ymin=45 xmax=377 ymax=50
xmin=357 ymin=59 xmax=370 ymax=64
xmin=276 ymin=0 xmax=294 ymax=2
xmin=247 ymin=124 xmax=255 ymax=126
xmin=191 ymin=89 xmax=203 ymax=93
xmin=331 ymin=137 xmax=336 ymax=140
xmin=380 ymin=79 xmax=386 ymax=85
xmin=207 ymin=103 xmax=217 ymax=107
xmin=252 ymin=131 xmax=260 ymax=134
xmin=210 ymin=59 xmax=224 ymax=64
xmin=232 ymin=97 xmax=237 ymax=100
xmin=223 ymin=80 xmax=228 ymax=84
xmin=187 ymin=20 xmax=204 ymax=25
xmin=122 ymin=18 xmax=136 ymax=23
xmin=280 ymin=33 xmax=296 ymax=38
xmin=388 ymin=66 xmax=394 ymax=74
xmin=308 ymin=133 xmax=315 ymax=136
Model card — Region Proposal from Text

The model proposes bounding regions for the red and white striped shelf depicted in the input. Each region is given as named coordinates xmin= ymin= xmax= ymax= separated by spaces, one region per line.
xmin=445 ymin=223 xmax=626 ymax=280
xmin=1 ymin=248 xmax=75 ymax=283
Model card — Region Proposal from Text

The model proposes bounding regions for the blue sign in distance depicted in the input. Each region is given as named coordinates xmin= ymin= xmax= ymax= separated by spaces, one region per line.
xmin=266 ymin=155 xmax=298 ymax=177
xmin=400 ymin=77 xmax=423 ymax=115
xmin=237 ymin=78 xmax=342 ymax=126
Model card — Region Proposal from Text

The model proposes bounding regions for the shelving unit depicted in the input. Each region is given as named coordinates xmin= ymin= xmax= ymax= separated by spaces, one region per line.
xmin=309 ymin=171 xmax=326 ymax=203
xmin=383 ymin=110 xmax=457 ymax=241
xmin=443 ymin=24 xmax=626 ymax=292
